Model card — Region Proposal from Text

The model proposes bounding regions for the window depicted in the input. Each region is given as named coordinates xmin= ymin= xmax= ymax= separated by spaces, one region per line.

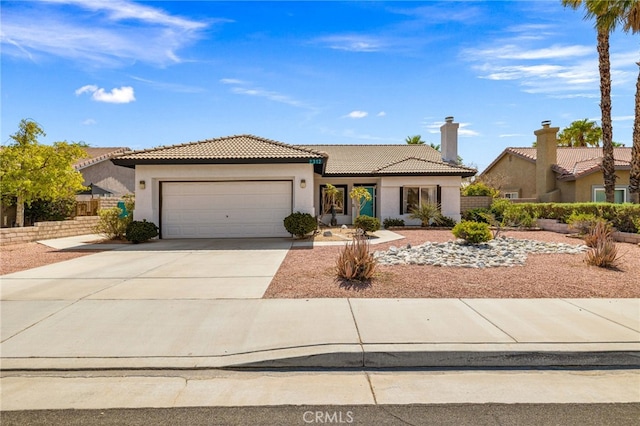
xmin=503 ymin=192 xmax=519 ymax=199
xmin=593 ymin=186 xmax=627 ymax=204
xmin=402 ymin=186 xmax=437 ymax=214
xmin=320 ymin=184 xmax=347 ymax=215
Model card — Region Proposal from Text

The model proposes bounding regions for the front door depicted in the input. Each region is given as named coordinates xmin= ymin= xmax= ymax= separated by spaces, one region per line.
xmin=360 ymin=186 xmax=375 ymax=217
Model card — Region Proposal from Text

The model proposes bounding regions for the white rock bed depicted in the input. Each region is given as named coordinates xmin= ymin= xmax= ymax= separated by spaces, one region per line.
xmin=373 ymin=237 xmax=589 ymax=268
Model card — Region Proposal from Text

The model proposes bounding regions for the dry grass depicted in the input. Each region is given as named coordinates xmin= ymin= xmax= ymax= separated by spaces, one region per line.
xmin=265 ymin=229 xmax=640 ymax=299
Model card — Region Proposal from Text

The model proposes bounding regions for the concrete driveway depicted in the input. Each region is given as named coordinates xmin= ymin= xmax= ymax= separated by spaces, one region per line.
xmin=1 ymin=238 xmax=292 ymax=301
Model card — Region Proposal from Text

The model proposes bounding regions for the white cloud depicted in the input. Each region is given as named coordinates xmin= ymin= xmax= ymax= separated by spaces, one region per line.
xmin=345 ymin=111 xmax=368 ymax=119
xmin=220 ymin=78 xmax=315 ymax=110
xmin=75 ymin=85 xmax=136 ymax=103
xmin=613 ymin=115 xmax=634 ymax=122
xmin=82 ymin=118 xmax=97 ymax=125
xmin=424 ymin=120 xmax=478 ymax=137
xmin=377 ymin=111 xmax=387 ymax=117
xmin=315 ymin=35 xmax=386 ymax=52
xmin=499 ymin=133 xmax=527 ymax=138
xmin=1 ymin=0 xmax=214 ymax=66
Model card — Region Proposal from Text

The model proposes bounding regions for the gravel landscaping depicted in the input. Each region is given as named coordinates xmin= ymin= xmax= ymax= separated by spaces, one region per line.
xmin=0 ymin=243 xmax=101 ymax=275
xmin=264 ymin=229 xmax=640 ymax=299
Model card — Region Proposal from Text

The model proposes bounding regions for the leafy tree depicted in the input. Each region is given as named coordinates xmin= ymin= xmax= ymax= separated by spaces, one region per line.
xmin=631 ymin=61 xmax=640 ymax=203
xmin=349 ymin=186 xmax=372 ymax=219
xmin=429 ymin=142 xmax=441 ymax=151
xmin=0 ymin=119 xmax=87 ymax=226
xmin=563 ymin=0 xmax=636 ymax=202
xmin=558 ymin=119 xmax=602 ymax=147
xmin=405 ymin=135 xmax=425 ymax=145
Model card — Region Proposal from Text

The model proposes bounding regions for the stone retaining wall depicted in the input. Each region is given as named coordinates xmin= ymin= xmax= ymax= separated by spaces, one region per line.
xmin=536 ymin=218 xmax=640 ymax=244
xmin=0 ymin=216 xmax=100 ymax=246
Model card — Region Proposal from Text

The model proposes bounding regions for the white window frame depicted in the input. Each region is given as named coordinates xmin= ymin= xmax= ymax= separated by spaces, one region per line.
xmin=592 ymin=186 xmax=627 ymax=203
xmin=403 ymin=186 xmax=438 ymax=214
xmin=503 ymin=192 xmax=519 ymax=199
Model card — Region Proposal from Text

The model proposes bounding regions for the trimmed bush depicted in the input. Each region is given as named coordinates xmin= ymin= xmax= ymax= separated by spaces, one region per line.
xmin=462 ymin=207 xmax=491 ymax=223
xmin=383 ymin=217 xmax=405 ymax=229
xmin=94 ymin=207 xmax=130 ymax=240
xmin=566 ymin=212 xmax=600 ymax=235
xmin=432 ymin=215 xmax=457 ymax=228
xmin=452 ymin=221 xmax=493 ymax=244
xmin=354 ymin=215 xmax=381 ymax=233
xmin=283 ymin=212 xmax=317 ymax=238
xmin=125 ymin=220 xmax=159 ymax=244
xmin=336 ymin=236 xmax=377 ymax=281
xmin=489 ymin=198 xmax=512 ymax=222
xmin=461 ymin=182 xmax=498 ymax=197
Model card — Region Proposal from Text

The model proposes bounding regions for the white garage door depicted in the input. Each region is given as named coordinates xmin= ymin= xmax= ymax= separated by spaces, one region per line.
xmin=161 ymin=181 xmax=292 ymax=238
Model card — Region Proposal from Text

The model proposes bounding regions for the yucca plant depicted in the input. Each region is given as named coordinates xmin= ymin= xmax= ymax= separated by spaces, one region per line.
xmin=336 ymin=236 xmax=377 ymax=281
xmin=584 ymin=221 xmax=620 ymax=268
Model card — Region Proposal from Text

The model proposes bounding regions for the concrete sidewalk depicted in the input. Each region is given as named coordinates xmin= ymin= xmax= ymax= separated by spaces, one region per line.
xmin=1 ymin=298 xmax=638 ymax=370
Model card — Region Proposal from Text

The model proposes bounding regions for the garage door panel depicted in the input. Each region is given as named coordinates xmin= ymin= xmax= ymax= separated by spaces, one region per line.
xmin=161 ymin=181 xmax=292 ymax=238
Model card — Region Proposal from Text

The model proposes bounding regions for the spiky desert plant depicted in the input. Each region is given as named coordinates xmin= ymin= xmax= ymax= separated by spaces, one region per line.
xmin=336 ymin=236 xmax=377 ymax=281
xmin=582 ymin=218 xmax=612 ymax=247
xmin=584 ymin=220 xmax=620 ymax=268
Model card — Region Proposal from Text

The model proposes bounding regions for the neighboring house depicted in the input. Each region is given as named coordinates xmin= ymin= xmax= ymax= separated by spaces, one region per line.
xmin=112 ymin=117 xmax=475 ymax=239
xmin=75 ymin=147 xmax=135 ymax=197
xmin=481 ymin=121 xmax=633 ymax=204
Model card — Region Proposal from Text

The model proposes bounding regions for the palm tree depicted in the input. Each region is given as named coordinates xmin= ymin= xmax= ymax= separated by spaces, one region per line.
xmin=631 ymin=61 xmax=640 ymax=203
xmin=558 ymin=119 xmax=602 ymax=147
xmin=562 ymin=0 xmax=630 ymax=202
xmin=405 ymin=135 xmax=425 ymax=145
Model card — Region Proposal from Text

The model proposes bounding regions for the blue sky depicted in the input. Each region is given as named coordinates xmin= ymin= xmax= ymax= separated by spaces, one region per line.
xmin=1 ymin=1 xmax=638 ymax=171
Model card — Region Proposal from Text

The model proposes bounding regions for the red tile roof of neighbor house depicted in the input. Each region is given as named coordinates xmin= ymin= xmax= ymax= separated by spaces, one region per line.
xmin=74 ymin=147 xmax=131 ymax=170
xmin=112 ymin=135 xmax=477 ymax=177
xmin=487 ymin=147 xmax=633 ymax=181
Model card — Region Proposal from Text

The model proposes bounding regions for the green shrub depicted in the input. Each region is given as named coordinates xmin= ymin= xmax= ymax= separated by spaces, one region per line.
xmin=283 ymin=212 xmax=317 ymax=238
xmin=25 ymin=196 xmax=76 ymax=222
xmin=383 ymin=217 xmax=405 ymax=228
xmin=432 ymin=215 xmax=457 ymax=228
xmin=462 ymin=208 xmax=491 ymax=223
xmin=336 ymin=236 xmax=377 ymax=281
xmin=489 ymin=198 xmax=512 ymax=222
xmin=452 ymin=221 xmax=493 ymax=244
xmin=408 ymin=202 xmax=441 ymax=227
xmin=125 ymin=220 xmax=159 ymax=244
xmin=512 ymin=203 xmax=639 ymax=233
xmin=461 ymin=182 xmax=499 ymax=197
xmin=566 ymin=212 xmax=599 ymax=235
xmin=354 ymin=215 xmax=381 ymax=233
xmin=94 ymin=207 xmax=130 ymax=239
xmin=501 ymin=205 xmax=537 ymax=228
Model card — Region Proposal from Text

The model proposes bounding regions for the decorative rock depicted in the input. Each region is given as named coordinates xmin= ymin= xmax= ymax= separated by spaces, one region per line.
xmin=341 ymin=225 xmax=348 ymax=230
xmin=323 ymin=231 xmax=333 ymax=237
xmin=374 ymin=237 xmax=588 ymax=268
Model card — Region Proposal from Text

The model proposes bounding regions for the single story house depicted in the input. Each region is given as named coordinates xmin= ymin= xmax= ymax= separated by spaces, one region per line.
xmin=481 ymin=121 xmax=633 ymax=203
xmin=112 ymin=117 xmax=475 ymax=238
xmin=75 ymin=147 xmax=135 ymax=197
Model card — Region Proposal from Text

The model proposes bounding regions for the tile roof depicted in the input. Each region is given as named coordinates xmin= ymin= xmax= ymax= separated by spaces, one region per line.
xmin=112 ymin=135 xmax=476 ymax=176
xmin=503 ymin=147 xmax=632 ymax=180
xmin=301 ymin=144 xmax=476 ymax=176
xmin=74 ymin=147 xmax=130 ymax=170
xmin=113 ymin=135 xmax=326 ymax=162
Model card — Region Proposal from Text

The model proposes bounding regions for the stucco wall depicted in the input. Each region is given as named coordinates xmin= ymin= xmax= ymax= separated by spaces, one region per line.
xmin=482 ymin=154 xmax=536 ymax=199
xmin=134 ymin=164 xmax=316 ymax=226
xmin=379 ymin=175 xmax=462 ymax=223
xmin=80 ymin=161 xmax=135 ymax=195
xmin=574 ymin=170 xmax=630 ymax=202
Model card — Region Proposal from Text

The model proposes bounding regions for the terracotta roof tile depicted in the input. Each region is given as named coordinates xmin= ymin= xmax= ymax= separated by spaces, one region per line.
xmin=115 ymin=135 xmax=326 ymax=161
xmin=302 ymin=144 xmax=476 ymax=176
xmin=498 ymin=147 xmax=632 ymax=180
xmin=74 ymin=147 xmax=130 ymax=170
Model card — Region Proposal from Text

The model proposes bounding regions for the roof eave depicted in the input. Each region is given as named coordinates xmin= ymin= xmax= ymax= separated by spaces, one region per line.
xmin=111 ymin=157 xmax=323 ymax=168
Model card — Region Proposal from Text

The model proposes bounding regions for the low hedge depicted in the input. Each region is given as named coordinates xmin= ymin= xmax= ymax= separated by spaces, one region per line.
xmin=507 ymin=202 xmax=640 ymax=233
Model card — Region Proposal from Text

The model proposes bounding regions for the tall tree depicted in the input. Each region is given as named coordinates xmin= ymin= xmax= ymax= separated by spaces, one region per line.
xmin=405 ymin=135 xmax=425 ymax=145
xmin=630 ymin=62 xmax=640 ymax=203
xmin=558 ymin=119 xmax=603 ymax=147
xmin=562 ymin=0 xmax=630 ymax=202
xmin=0 ymin=119 xmax=87 ymax=226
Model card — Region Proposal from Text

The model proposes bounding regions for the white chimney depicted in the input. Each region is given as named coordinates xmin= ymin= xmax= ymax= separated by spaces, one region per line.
xmin=440 ymin=116 xmax=459 ymax=164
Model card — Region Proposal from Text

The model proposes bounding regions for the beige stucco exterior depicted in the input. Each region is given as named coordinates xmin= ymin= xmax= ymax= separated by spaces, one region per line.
xmin=481 ymin=153 xmax=536 ymax=199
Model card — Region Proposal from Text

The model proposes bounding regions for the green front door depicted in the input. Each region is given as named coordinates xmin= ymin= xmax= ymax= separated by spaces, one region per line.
xmin=360 ymin=187 xmax=375 ymax=217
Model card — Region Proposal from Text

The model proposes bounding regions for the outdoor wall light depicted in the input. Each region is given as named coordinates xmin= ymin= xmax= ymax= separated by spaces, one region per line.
xmin=300 ymin=179 xmax=306 ymax=188
xmin=139 ymin=180 xmax=146 ymax=190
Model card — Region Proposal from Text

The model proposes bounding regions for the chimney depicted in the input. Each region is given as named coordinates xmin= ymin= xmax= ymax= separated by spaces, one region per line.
xmin=440 ymin=116 xmax=459 ymax=164
xmin=534 ymin=120 xmax=559 ymax=202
